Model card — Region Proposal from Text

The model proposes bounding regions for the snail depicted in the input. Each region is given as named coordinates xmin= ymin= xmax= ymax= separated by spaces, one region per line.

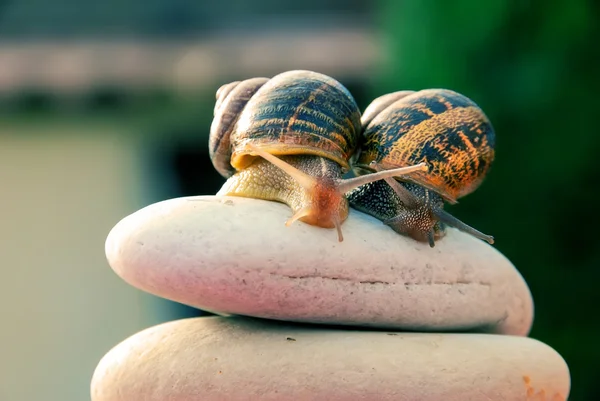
xmin=208 ymin=70 xmax=428 ymax=242
xmin=347 ymin=88 xmax=495 ymax=247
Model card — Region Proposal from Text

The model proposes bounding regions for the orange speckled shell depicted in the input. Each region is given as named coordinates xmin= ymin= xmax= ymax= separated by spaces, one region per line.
xmin=356 ymin=89 xmax=495 ymax=202
xmin=209 ymin=70 xmax=361 ymax=178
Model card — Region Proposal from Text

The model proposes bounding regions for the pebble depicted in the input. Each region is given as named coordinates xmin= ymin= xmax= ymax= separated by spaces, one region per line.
xmin=91 ymin=316 xmax=570 ymax=401
xmin=105 ymin=196 xmax=533 ymax=335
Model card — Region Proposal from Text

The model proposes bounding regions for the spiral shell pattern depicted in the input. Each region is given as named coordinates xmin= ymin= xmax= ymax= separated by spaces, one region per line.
xmin=356 ymin=89 xmax=495 ymax=202
xmin=209 ymin=70 xmax=361 ymax=178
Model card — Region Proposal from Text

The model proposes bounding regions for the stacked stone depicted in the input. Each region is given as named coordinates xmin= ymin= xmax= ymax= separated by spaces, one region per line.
xmin=92 ymin=196 xmax=571 ymax=400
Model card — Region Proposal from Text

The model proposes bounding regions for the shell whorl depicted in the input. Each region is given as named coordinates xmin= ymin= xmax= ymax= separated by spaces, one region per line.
xmin=356 ymin=89 xmax=496 ymax=202
xmin=209 ymin=77 xmax=270 ymax=178
xmin=360 ymin=90 xmax=416 ymax=130
xmin=209 ymin=70 xmax=361 ymax=178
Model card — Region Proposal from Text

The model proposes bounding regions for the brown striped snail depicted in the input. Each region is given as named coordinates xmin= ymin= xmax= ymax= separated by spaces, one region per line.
xmin=208 ymin=70 xmax=428 ymax=242
xmin=347 ymin=89 xmax=495 ymax=247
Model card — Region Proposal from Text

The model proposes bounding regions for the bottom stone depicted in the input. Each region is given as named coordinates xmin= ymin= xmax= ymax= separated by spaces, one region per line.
xmin=91 ymin=317 xmax=570 ymax=401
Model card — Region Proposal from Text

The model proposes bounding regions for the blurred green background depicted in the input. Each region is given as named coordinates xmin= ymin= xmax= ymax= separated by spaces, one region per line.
xmin=0 ymin=0 xmax=596 ymax=400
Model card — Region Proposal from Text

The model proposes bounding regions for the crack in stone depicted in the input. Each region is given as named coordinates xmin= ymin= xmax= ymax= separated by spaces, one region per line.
xmin=269 ymin=272 xmax=491 ymax=287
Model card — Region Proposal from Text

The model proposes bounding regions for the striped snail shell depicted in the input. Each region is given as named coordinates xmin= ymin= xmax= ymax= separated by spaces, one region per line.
xmin=208 ymin=70 xmax=428 ymax=242
xmin=348 ymin=88 xmax=495 ymax=247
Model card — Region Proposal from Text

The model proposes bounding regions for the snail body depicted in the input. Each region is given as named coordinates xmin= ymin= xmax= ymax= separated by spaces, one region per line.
xmin=209 ymin=70 xmax=427 ymax=242
xmin=348 ymin=89 xmax=495 ymax=247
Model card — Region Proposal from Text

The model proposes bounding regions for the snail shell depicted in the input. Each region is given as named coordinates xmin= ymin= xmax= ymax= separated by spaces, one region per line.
xmin=209 ymin=70 xmax=361 ymax=179
xmin=355 ymin=88 xmax=496 ymax=203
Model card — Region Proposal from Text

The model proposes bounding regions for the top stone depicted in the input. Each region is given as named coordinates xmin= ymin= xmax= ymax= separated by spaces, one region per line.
xmin=105 ymin=195 xmax=533 ymax=335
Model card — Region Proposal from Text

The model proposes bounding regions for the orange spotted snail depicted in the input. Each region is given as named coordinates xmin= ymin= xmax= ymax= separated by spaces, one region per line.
xmin=208 ymin=70 xmax=428 ymax=242
xmin=347 ymin=89 xmax=495 ymax=247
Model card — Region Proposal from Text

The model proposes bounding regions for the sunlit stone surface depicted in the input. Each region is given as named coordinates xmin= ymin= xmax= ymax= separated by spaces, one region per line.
xmin=106 ymin=196 xmax=533 ymax=335
xmin=91 ymin=316 xmax=570 ymax=401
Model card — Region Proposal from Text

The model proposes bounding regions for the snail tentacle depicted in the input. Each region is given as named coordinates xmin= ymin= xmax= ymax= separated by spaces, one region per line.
xmin=247 ymin=143 xmax=315 ymax=191
xmin=285 ymin=206 xmax=312 ymax=227
xmin=427 ymin=230 xmax=436 ymax=248
xmin=336 ymin=163 xmax=428 ymax=194
xmin=433 ymin=209 xmax=494 ymax=245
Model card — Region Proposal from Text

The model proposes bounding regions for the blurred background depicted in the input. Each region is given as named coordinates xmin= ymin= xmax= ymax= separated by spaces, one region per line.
xmin=0 ymin=0 xmax=596 ymax=400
